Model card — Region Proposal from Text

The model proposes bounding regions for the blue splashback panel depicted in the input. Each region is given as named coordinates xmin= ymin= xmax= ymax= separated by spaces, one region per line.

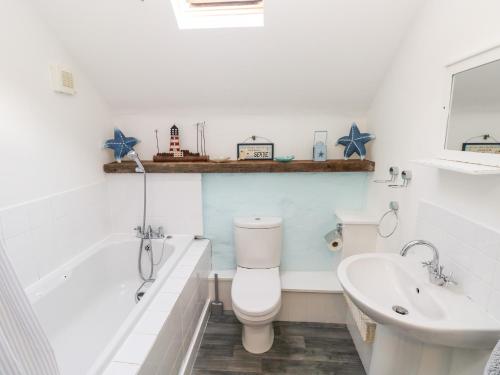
xmin=203 ymin=173 xmax=369 ymax=271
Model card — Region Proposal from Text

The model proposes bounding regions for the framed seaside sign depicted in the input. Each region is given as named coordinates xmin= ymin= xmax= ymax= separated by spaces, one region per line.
xmin=237 ymin=143 xmax=274 ymax=160
xmin=462 ymin=143 xmax=500 ymax=154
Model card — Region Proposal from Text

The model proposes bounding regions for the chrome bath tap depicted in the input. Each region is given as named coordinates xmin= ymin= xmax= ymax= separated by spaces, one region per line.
xmin=134 ymin=225 xmax=165 ymax=239
xmin=400 ymin=240 xmax=456 ymax=287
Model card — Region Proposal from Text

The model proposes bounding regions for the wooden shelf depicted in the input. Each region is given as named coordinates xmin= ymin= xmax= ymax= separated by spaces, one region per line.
xmin=103 ymin=159 xmax=375 ymax=174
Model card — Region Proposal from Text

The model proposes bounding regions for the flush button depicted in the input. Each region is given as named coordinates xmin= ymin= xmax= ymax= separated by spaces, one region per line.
xmin=255 ymin=217 xmax=261 ymax=221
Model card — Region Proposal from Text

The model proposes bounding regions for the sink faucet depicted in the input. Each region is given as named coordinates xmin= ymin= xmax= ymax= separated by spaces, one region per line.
xmin=400 ymin=240 xmax=456 ymax=287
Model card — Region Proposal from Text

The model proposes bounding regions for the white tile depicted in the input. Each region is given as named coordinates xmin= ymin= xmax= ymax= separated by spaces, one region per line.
xmin=1 ymin=206 xmax=30 ymax=239
xmin=492 ymin=261 xmax=500 ymax=291
xmin=103 ymin=362 xmax=140 ymax=375
xmin=149 ymin=292 xmax=179 ymax=313
xmin=114 ymin=333 xmax=156 ymax=365
xmin=27 ymin=199 xmax=52 ymax=230
xmin=135 ymin=310 xmax=167 ymax=335
xmin=31 ymin=225 xmax=56 ymax=277
xmin=179 ymin=253 xmax=202 ymax=267
xmin=49 ymin=191 xmax=73 ymax=219
xmin=488 ymin=290 xmax=500 ymax=321
xmin=470 ymin=251 xmax=497 ymax=284
xmin=4 ymin=232 xmax=38 ymax=287
xmin=160 ymin=277 xmax=187 ymax=294
xmin=463 ymin=274 xmax=492 ymax=310
xmin=170 ymin=265 xmax=194 ymax=279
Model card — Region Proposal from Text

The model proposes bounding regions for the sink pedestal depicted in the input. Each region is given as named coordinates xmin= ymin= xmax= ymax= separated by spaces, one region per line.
xmin=368 ymin=326 xmax=489 ymax=375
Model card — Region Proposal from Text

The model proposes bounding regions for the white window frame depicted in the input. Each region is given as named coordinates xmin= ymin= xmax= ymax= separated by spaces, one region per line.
xmin=170 ymin=0 xmax=264 ymax=30
xmin=440 ymin=43 xmax=500 ymax=167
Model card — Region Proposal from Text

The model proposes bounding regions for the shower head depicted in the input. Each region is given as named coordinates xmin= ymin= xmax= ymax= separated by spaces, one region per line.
xmin=127 ymin=150 xmax=145 ymax=173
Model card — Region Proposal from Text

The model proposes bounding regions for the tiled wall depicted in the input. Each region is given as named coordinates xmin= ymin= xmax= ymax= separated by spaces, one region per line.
xmin=1 ymin=174 xmax=204 ymax=289
xmin=416 ymin=201 xmax=500 ymax=321
xmin=203 ymin=173 xmax=369 ymax=271
xmin=107 ymin=174 xmax=203 ymax=235
xmin=0 ymin=182 xmax=110 ymax=287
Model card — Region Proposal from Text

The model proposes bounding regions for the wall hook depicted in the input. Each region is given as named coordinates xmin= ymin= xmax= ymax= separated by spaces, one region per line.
xmin=389 ymin=170 xmax=412 ymax=188
xmin=374 ymin=166 xmax=399 ymax=183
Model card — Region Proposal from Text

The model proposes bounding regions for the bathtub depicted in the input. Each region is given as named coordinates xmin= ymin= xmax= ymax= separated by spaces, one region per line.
xmin=26 ymin=234 xmax=211 ymax=375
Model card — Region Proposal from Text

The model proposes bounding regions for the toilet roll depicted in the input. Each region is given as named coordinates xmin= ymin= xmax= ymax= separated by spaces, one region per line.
xmin=324 ymin=229 xmax=343 ymax=252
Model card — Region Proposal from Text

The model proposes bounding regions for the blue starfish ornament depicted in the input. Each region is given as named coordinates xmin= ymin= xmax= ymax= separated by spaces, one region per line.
xmin=336 ymin=123 xmax=375 ymax=160
xmin=104 ymin=128 xmax=140 ymax=162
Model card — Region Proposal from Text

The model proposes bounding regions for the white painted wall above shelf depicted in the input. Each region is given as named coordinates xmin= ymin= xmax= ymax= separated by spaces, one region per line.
xmin=413 ymin=158 xmax=500 ymax=175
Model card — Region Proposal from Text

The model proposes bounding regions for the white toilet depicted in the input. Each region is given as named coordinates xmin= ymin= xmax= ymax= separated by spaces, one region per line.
xmin=231 ymin=217 xmax=282 ymax=354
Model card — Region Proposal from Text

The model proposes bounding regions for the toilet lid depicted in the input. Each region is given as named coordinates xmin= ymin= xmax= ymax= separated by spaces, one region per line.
xmin=231 ymin=267 xmax=281 ymax=317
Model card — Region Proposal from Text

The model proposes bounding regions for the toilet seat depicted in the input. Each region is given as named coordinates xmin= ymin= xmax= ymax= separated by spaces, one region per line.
xmin=231 ymin=267 xmax=281 ymax=317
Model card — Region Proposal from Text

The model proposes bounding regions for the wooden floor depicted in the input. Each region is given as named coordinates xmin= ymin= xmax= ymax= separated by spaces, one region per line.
xmin=192 ymin=311 xmax=366 ymax=375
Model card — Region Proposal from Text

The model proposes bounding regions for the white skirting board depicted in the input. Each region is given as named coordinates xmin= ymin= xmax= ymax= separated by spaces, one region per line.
xmin=209 ymin=275 xmax=347 ymax=324
xmin=178 ymin=299 xmax=211 ymax=375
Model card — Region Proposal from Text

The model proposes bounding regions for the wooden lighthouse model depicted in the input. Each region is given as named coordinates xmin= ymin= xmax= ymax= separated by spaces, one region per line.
xmin=153 ymin=124 xmax=210 ymax=162
xmin=169 ymin=125 xmax=183 ymax=157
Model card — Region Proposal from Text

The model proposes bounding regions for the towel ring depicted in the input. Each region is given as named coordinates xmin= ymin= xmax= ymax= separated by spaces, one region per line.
xmin=377 ymin=201 xmax=399 ymax=238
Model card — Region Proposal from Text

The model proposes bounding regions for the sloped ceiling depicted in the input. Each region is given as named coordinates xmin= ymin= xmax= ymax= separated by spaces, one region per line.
xmin=31 ymin=0 xmax=421 ymax=115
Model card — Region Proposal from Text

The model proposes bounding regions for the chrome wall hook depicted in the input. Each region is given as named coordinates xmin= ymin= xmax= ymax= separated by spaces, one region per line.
xmin=374 ymin=166 xmax=399 ymax=183
xmin=389 ymin=170 xmax=412 ymax=188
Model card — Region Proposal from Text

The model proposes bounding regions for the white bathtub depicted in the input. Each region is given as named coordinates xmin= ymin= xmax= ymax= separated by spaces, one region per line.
xmin=26 ymin=234 xmax=210 ymax=375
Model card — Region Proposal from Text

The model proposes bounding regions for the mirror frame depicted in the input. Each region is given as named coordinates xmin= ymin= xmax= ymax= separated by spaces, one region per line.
xmin=440 ymin=44 xmax=500 ymax=167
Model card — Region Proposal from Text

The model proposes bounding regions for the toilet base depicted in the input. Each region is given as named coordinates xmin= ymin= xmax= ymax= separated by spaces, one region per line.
xmin=242 ymin=323 xmax=275 ymax=354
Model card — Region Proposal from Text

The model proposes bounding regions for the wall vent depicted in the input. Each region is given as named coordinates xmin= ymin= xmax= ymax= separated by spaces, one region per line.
xmin=50 ymin=65 xmax=76 ymax=95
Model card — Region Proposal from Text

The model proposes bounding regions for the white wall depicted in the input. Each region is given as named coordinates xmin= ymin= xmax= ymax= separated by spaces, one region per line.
xmin=0 ymin=0 xmax=112 ymax=208
xmin=113 ymin=112 xmax=368 ymax=161
xmin=367 ymin=0 xmax=500 ymax=251
xmin=0 ymin=0 xmax=113 ymax=285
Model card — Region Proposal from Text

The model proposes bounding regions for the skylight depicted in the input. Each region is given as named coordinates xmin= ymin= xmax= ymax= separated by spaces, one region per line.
xmin=170 ymin=0 xmax=264 ymax=30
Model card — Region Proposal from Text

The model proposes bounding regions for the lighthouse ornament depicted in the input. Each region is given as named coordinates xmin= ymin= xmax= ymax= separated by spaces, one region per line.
xmin=153 ymin=123 xmax=210 ymax=162
xmin=169 ymin=125 xmax=183 ymax=158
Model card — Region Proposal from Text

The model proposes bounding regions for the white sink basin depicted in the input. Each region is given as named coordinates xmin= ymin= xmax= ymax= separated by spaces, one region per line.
xmin=338 ymin=253 xmax=500 ymax=348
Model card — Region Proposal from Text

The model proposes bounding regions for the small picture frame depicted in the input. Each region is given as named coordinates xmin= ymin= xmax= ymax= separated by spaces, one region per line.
xmin=237 ymin=143 xmax=274 ymax=160
xmin=462 ymin=143 xmax=500 ymax=154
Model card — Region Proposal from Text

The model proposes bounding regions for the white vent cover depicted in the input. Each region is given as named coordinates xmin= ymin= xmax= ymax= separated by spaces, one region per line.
xmin=50 ymin=65 xmax=76 ymax=95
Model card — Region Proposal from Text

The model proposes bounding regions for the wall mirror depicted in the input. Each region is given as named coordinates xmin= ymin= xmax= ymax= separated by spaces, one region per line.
xmin=446 ymin=59 xmax=500 ymax=154
xmin=441 ymin=45 xmax=500 ymax=167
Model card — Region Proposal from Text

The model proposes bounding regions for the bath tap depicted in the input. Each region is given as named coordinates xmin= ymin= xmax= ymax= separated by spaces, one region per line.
xmin=133 ymin=225 xmax=165 ymax=239
xmin=400 ymin=240 xmax=456 ymax=287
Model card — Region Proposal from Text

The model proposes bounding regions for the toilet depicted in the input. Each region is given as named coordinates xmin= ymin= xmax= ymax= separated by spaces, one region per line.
xmin=231 ymin=217 xmax=282 ymax=354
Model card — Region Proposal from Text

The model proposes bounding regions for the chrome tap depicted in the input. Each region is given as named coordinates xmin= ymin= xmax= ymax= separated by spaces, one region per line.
xmin=133 ymin=225 xmax=165 ymax=239
xmin=400 ymin=240 xmax=456 ymax=287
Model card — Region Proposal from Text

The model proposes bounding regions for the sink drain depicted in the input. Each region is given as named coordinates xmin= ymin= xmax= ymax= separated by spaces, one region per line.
xmin=392 ymin=305 xmax=409 ymax=315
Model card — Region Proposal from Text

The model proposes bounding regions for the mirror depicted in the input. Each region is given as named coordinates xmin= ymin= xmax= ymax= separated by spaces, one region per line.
xmin=446 ymin=59 xmax=500 ymax=154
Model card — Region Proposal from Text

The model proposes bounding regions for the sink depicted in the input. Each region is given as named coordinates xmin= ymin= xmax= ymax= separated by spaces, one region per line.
xmin=337 ymin=253 xmax=500 ymax=349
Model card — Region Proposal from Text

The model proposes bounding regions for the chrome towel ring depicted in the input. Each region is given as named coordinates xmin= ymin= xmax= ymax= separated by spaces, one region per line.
xmin=377 ymin=201 xmax=399 ymax=238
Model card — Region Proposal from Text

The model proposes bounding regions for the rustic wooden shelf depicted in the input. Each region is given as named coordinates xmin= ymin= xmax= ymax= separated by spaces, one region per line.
xmin=103 ymin=159 xmax=375 ymax=174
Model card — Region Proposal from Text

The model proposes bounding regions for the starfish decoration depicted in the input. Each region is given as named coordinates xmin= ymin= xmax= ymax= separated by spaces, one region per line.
xmin=336 ymin=123 xmax=375 ymax=160
xmin=104 ymin=128 xmax=140 ymax=162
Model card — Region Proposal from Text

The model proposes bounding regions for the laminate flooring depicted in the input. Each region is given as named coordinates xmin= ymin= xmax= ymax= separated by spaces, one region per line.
xmin=192 ymin=311 xmax=366 ymax=375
